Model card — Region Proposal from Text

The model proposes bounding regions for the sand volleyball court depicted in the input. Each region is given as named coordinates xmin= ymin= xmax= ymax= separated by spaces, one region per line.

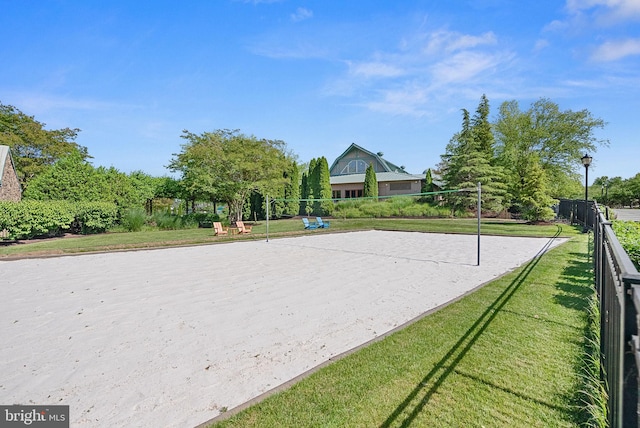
xmin=0 ymin=230 xmax=566 ymax=427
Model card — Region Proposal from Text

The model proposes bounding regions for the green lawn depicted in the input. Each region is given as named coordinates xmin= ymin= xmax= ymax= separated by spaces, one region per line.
xmin=207 ymin=234 xmax=592 ymax=427
xmin=0 ymin=217 xmax=580 ymax=258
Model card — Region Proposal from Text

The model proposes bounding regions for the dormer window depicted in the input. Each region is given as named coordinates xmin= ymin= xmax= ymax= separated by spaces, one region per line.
xmin=340 ymin=159 xmax=368 ymax=174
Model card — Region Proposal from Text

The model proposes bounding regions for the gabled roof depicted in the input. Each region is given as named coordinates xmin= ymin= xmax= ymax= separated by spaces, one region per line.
xmin=329 ymin=143 xmax=408 ymax=175
xmin=330 ymin=171 xmax=425 ymax=185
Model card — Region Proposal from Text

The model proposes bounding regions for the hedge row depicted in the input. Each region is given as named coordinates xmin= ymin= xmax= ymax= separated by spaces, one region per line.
xmin=0 ymin=200 xmax=118 ymax=239
xmin=333 ymin=196 xmax=454 ymax=219
xmin=613 ymin=220 xmax=640 ymax=269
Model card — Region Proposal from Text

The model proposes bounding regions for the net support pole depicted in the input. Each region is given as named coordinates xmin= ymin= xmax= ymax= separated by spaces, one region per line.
xmin=477 ymin=182 xmax=481 ymax=266
xmin=266 ymin=194 xmax=269 ymax=243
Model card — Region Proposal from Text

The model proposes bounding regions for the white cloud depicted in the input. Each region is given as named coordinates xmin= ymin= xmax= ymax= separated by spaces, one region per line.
xmin=591 ymin=38 xmax=640 ymax=61
xmin=248 ymin=38 xmax=329 ymax=59
xmin=430 ymin=51 xmax=499 ymax=85
xmin=291 ymin=7 xmax=313 ymax=22
xmin=542 ymin=19 xmax=569 ymax=32
xmin=534 ymin=39 xmax=550 ymax=52
xmin=348 ymin=61 xmax=405 ymax=78
xmin=9 ymin=92 xmax=117 ymax=114
xmin=424 ymin=30 xmax=497 ymax=55
xmin=324 ymin=27 xmax=515 ymax=117
xmin=363 ymin=85 xmax=430 ymax=117
xmin=565 ymin=0 xmax=640 ymax=25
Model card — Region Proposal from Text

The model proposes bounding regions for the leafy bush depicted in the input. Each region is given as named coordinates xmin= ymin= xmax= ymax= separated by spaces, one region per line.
xmin=152 ymin=211 xmax=182 ymax=230
xmin=149 ymin=210 xmax=213 ymax=230
xmin=192 ymin=212 xmax=220 ymax=224
xmin=120 ymin=208 xmax=147 ymax=232
xmin=0 ymin=200 xmax=118 ymax=239
xmin=336 ymin=207 xmax=363 ymax=219
xmin=612 ymin=220 xmax=640 ymax=268
xmin=74 ymin=202 xmax=118 ymax=234
xmin=359 ymin=201 xmax=392 ymax=218
xmin=387 ymin=196 xmax=414 ymax=211
xmin=187 ymin=214 xmax=211 ymax=228
xmin=333 ymin=197 xmax=452 ymax=219
xmin=0 ymin=201 xmax=70 ymax=239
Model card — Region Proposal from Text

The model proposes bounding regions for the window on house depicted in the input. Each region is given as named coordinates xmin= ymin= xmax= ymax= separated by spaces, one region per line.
xmin=344 ymin=189 xmax=362 ymax=198
xmin=390 ymin=182 xmax=412 ymax=191
xmin=332 ymin=190 xmax=341 ymax=199
xmin=345 ymin=189 xmax=363 ymax=198
xmin=340 ymin=159 xmax=368 ymax=174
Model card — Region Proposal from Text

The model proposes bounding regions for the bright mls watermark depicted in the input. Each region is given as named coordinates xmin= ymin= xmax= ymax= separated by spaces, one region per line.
xmin=1 ymin=405 xmax=69 ymax=427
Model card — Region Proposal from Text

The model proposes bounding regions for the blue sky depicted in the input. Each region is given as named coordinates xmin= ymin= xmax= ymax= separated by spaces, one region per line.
xmin=1 ymin=0 xmax=639 ymax=184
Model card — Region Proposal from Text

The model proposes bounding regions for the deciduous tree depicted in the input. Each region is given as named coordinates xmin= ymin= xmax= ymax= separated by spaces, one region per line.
xmin=23 ymin=151 xmax=138 ymax=212
xmin=494 ymin=98 xmax=608 ymax=199
xmin=168 ymin=129 xmax=292 ymax=222
xmin=0 ymin=102 xmax=88 ymax=189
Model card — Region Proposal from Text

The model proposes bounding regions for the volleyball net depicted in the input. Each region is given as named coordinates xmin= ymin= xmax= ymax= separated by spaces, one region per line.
xmin=264 ymin=184 xmax=483 ymax=265
xmin=268 ymin=188 xmax=470 ymax=219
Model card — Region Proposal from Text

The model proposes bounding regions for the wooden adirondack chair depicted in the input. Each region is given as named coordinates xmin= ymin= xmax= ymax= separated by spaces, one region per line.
xmin=213 ymin=222 xmax=228 ymax=235
xmin=235 ymin=221 xmax=252 ymax=234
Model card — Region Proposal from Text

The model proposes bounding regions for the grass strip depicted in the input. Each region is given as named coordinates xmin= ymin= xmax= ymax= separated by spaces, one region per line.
xmin=0 ymin=218 xmax=580 ymax=258
xmin=208 ymin=234 xmax=592 ymax=427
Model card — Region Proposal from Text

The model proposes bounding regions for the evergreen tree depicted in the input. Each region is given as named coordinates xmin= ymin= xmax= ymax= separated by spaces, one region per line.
xmin=440 ymin=109 xmax=472 ymax=212
xmin=315 ymin=157 xmax=333 ymax=215
xmin=519 ymin=154 xmax=556 ymax=222
xmin=301 ymin=158 xmax=317 ymax=216
xmin=439 ymin=97 xmax=506 ymax=214
xmin=309 ymin=157 xmax=319 ymax=208
xmin=421 ymin=168 xmax=435 ymax=202
xmin=363 ymin=163 xmax=378 ymax=199
xmin=471 ymin=94 xmax=494 ymax=156
xmin=300 ymin=171 xmax=309 ymax=215
xmin=308 ymin=158 xmax=318 ymax=195
xmin=284 ymin=159 xmax=300 ymax=216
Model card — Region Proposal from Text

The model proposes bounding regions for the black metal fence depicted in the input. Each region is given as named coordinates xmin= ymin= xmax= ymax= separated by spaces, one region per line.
xmin=558 ymin=199 xmax=640 ymax=427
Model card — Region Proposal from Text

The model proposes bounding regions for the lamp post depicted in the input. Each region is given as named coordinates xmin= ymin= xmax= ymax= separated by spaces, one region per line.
xmin=581 ymin=153 xmax=592 ymax=232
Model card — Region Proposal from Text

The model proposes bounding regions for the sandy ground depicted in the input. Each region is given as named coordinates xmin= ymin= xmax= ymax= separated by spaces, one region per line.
xmin=0 ymin=230 xmax=567 ymax=427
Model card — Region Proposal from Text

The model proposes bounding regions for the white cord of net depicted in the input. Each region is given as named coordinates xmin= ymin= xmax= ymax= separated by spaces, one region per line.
xmin=266 ymin=184 xmax=482 ymax=267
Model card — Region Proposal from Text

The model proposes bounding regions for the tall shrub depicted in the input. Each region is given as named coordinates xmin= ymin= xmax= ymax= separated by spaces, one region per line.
xmin=316 ymin=157 xmax=333 ymax=215
xmin=363 ymin=163 xmax=378 ymax=199
xmin=284 ymin=160 xmax=300 ymax=216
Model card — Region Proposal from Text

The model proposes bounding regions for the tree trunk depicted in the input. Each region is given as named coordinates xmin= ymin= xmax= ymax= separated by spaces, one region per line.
xmin=228 ymin=199 xmax=243 ymax=223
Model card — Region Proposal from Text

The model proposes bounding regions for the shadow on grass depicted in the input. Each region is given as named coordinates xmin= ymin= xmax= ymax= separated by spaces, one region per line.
xmin=553 ymin=253 xmax=593 ymax=312
xmin=555 ymin=246 xmax=597 ymax=427
xmin=380 ymin=226 xmax=564 ymax=427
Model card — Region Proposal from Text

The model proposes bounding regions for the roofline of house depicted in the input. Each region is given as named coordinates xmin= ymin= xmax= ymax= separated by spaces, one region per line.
xmin=329 ymin=143 xmax=409 ymax=175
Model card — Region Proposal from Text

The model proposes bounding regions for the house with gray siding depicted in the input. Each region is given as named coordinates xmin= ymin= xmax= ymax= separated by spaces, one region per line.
xmin=329 ymin=143 xmax=426 ymax=199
